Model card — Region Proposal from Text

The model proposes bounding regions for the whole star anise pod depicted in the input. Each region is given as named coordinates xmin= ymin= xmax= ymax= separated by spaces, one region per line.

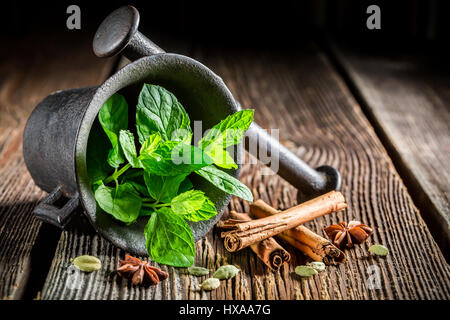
xmin=324 ymin=221 xmax=373 ymax=249
xmin=117 ymin=254 xmax=168 ymax=286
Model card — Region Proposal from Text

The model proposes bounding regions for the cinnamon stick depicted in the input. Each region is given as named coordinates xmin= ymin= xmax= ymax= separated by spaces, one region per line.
xmin=229 ymin=211 xmax=290 ymax=271
xmin=217 ymin=191 xmax=346 ymax=252
xmin=250 ymin=200 xmax=345 ymax=264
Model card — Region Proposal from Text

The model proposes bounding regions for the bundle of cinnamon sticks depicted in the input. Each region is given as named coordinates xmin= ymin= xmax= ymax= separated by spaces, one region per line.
xmin=217 ymin=191 xmax=346 ymax=271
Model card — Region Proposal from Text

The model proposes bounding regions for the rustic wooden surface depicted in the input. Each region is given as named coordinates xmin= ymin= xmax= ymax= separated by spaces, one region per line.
xmin=0 ymin=34 xmax=116 ymax=299
xmin=31 ymin=42 xmax=450 ymax=299
xmin=332 ymin=45 xmax=450 ymax=257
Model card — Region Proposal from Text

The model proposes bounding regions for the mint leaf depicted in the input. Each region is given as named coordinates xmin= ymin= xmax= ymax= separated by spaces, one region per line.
xmin=136 ymin=84 xmax=191 ymax=144
xmin=171 ymin=190 xmax=217 ymax=222
xmin=140 ymin=141 xmax=212 ymax=176
xmin=94 ymin=182 xmax=142 ymax=223
xmin=195 ymin=165 xmax=253 ymax=201
xmin=171 ymin=128 xmax=193 ymax=146
xmin=171 ymin=190 xmax=205 ymax=215
xmin=203 ymin=141 xmax=237 ymax=169
xmin=192 ymin=197 xmax=217 ymax=222
xmin=139 ymin=133 xmax=161 ymax=155
xmin=143 ymin=172 xmax=188 ymax=203
xmin=199 ymin=109 xmax=254 ymax=149
xmin=199 ymin=110 xmax=253 ymax=169
xmin=119 ymin=130 xmax=140 ymax=168
xmin=145 ymin=207 xmax=195 ymax=267
xmin=98 ymin=93 xmax=128 ymax=168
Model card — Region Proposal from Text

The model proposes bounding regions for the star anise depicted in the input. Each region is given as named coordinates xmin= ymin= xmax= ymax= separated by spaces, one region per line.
xmin=324 ymin=221 xmax=373 ymax=249
xmin=117 ymin=254 xmax=168 ymax=286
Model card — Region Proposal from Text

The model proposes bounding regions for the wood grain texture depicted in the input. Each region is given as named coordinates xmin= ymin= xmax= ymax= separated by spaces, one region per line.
xmin=41 ymin=43 xmax=450 ymax=300
xmin=0 ymin=34 xmax=116 ymax=299
xmin=330 ymin=46 xmax=450 ymax=256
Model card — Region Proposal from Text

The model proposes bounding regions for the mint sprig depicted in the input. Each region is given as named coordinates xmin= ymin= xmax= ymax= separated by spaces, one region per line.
xmin=88 ymin=84 xmax=254 ymax=267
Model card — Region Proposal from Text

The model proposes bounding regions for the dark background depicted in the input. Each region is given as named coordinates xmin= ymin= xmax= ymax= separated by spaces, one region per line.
xmin=1 ymin=0 xmax=448 ymax=49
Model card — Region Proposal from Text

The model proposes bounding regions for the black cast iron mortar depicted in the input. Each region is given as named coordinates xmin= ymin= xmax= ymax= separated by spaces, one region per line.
xmin=23 ymin=6 xmax=341 ymax=256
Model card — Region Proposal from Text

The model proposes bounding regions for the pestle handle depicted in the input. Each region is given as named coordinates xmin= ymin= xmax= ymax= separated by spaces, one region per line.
xmin=93 ymin=6 xmax=165 ymax=60
xmin=245 ymin=123 xmax=341 ymax=198
xmin=93 ymin=6 xmax=341 ymax=199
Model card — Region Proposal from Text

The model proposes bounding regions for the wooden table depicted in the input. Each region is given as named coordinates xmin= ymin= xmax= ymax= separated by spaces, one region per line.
xmin=0 ymin=33 xmax=449 ymax=300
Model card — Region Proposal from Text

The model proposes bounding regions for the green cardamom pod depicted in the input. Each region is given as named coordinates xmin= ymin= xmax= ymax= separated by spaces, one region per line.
xmin=213 ymin=265 xmax=240 ymax=280
xmin=188 ymin=266 xmax=210 ymax=276
xmin=307 ymin=261 xmax=326 ymax=272
xmin=72 ymin=255 xmax=101 ymax=272
xmin=295 ymin=265 xmax=318 ymax=278
xmin=369 ymin=244 xmax=389 ymax=256
xmin=200 ymin=278 xmax=221 ymax=291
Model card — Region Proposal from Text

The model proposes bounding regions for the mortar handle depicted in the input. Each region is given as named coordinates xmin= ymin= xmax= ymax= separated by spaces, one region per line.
xmin=33 ymin=186 xmax=79 ymax=229
xmin=93 ymin=5 xmax=165 ymax=61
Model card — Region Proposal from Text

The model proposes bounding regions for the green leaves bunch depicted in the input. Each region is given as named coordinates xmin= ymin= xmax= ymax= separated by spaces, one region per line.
xmin=87 ymin=84 xmax=254 ymax=267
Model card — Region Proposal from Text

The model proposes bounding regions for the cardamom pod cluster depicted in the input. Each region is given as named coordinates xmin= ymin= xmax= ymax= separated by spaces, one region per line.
xmin=191 ymin=264 xmax=241 ymax=291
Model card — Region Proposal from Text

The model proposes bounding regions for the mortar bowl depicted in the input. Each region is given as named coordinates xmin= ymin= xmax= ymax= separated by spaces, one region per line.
xmin=23 ymin=53 xmax=241 ymax=256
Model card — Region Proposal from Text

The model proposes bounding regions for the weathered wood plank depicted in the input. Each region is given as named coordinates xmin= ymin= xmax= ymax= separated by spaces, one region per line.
xmin=41 ymin=43 xmax=450 ymax=300
xmin=0 ymin=34 xmax=116 ymax=299
xmin=330 ymin=45 xmax=450 ymax=256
